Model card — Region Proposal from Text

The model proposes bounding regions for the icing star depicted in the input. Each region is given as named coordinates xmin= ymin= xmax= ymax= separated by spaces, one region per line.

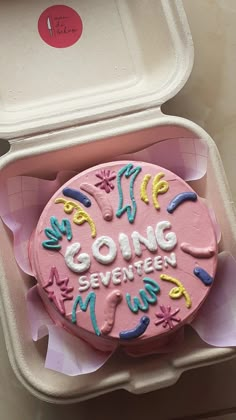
xmin=155 ymin=305 xmax=181 ymax=329
xmin=43 ymin=266 xmax=74 ymax=315
xmin=95 ymin=169 xmax=116 ymax=193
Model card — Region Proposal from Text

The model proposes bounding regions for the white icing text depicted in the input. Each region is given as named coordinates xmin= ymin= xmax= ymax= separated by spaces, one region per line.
xmin=78 ymin=253 xmax=177 ymax=292
xmin=65 ymin=221 xmax=177 ymax=273
xmin=63 ymin=220 xmax=178 ymax=292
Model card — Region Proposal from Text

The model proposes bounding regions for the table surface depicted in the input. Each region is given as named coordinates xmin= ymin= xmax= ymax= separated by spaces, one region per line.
xmin=1 ymin=1 xmax=236 ymax=419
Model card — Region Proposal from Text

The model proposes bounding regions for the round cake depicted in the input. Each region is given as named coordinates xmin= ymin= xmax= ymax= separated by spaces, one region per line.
xmin=30 ymin=161 xmax=218 ymax=353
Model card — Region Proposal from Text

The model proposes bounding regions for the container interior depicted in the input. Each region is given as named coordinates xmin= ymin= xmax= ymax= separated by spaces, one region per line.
xmin=0 ymin=122 xmax=235 ymax=403
xmin=0 ymin=0 xmax=192 ymax=137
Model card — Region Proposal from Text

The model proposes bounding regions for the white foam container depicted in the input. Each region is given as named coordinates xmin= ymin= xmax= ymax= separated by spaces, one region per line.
xmin=0 ymin=0 xmax=235 ymax=404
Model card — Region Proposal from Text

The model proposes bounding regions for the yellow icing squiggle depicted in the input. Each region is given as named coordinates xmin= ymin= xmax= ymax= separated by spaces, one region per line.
xmin=55 ymin=198 xmax=96 ymax=238
xmin=140 ymin=174 xmax=151 ymax=204
xmin=152 ymin=172 xmax=169 ymax=210
xmin=160 ymin=274 xmax=192 ymax=308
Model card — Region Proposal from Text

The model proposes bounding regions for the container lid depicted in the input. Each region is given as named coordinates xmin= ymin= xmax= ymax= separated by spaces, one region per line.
xmin=0 ymin=0 xmax=193 ymax=140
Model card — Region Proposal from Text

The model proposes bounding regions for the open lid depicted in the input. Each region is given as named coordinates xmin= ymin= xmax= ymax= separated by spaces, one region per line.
xmin=0 ymin=0 xmax=193 ymax=140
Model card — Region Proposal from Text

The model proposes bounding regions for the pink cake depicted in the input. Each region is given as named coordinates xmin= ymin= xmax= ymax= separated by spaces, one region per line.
xmin=30 ymin=161 xmax=218 ymax=354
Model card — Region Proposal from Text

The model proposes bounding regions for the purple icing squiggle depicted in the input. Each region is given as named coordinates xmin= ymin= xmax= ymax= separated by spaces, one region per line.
xmin=167 ymin=192 xmax=197 ymax=214
xmin=194 ymin=267 xmax=214 ymax=286
xmin=63 ymin=187 xmax=91 ymax=208
xmin=119 ymin=316 xmax=150 ymax=340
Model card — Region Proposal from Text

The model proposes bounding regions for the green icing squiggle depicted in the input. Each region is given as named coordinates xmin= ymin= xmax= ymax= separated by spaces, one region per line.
xmin=116 ymin=163 xmax=142 ymax=223
xmin=126 ymin=277 xmax=160 ymax=313
xmin=72 ymin=292 xmax=100 ymax=336
xmin=42 ymin=216 xmax=72 ymax=250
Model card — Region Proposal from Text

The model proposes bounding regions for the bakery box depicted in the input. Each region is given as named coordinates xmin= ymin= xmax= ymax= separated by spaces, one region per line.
xmin=0 ymin=0 xmax=235 ymax=403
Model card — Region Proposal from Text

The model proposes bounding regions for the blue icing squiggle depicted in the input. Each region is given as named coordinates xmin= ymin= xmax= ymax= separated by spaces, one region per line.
xmin=119 ymin=316 xmax=150 ymax=340
xmin=72 ymin=292 xmax=100 ymax=336
xmin=167 ymin=192 xmax=197 ymax=214
xmin=42 ymin=216 xmax=72 ymax=250
xmin=193 ymin=267 xmax=213 ymax=286
xmin=63 ymin=187 xmax=91 ymax=208
xmin=116 ymin=163 xmax=142 ymax=223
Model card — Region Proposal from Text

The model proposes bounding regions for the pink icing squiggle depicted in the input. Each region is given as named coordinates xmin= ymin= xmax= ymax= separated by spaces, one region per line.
xmin=180 ymin=242 xmax=215 ymax=258
xmin=80 ymin=183 xmax=113 ymax=221
xmin=101 ymin=290 xmax=123 ymax=335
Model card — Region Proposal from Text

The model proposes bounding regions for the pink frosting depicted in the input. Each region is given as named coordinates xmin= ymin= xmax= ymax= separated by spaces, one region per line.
xmin=30 ymin=161 xmax=218 ymax=353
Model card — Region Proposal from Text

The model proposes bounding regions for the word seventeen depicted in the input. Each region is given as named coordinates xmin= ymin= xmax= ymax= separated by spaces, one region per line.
xmin=77 ymin=253 xmax=176 ymax=292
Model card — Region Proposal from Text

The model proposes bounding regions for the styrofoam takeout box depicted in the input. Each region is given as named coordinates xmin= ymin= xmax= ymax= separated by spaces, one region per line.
xmin=0 ymin=0 xmax=235 ymax=404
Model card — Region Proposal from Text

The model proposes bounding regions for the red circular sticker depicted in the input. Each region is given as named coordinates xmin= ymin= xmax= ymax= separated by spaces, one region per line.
xmin=38 ymin=5 xmax=83 ymax=48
